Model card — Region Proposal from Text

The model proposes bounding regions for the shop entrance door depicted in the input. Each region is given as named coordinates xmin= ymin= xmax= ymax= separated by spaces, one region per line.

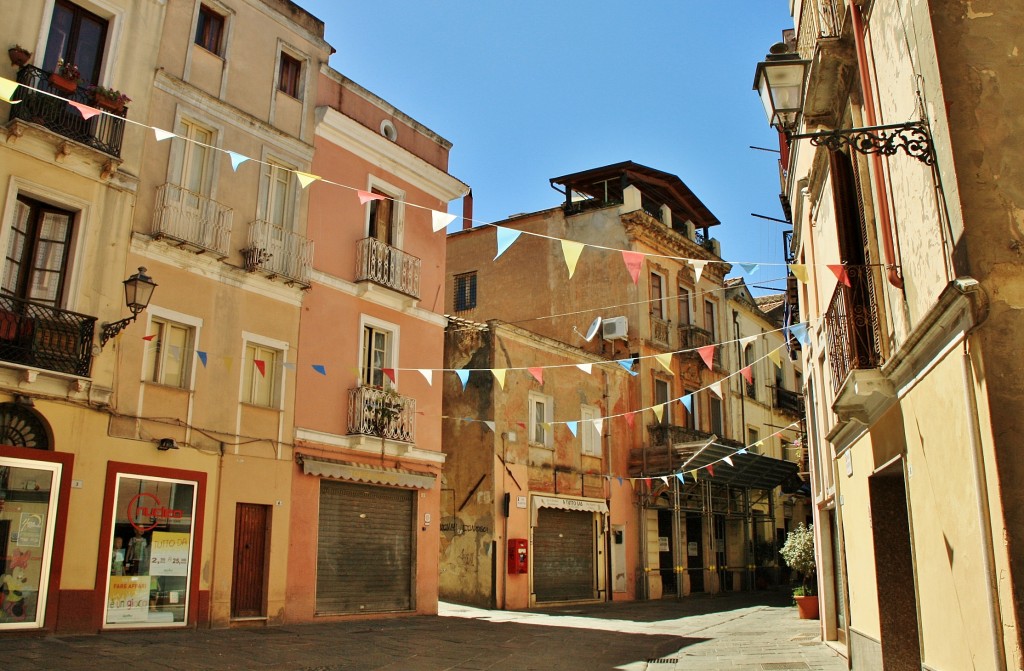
xmin=231 ymin=503 xmax=269 ymax=618
xmin=657 ymin=509 xmax=676 ymax=596
xmin=685 ymin=514 xmax=704 ymax=593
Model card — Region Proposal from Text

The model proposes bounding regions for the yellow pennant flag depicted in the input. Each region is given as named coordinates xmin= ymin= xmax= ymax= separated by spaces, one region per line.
xmin=561 ymin=240 xmax=585 ymax=278
xmin=295 ymin=171 xmax=320 ymax=188
xmin=789 ymin=263 xmax=809 ymax=283
xmin=652 ymin=404 xmax=664 ymax=422
xmin=491 ymin=369 xmax=506 ymax=389
xmin=767 ymin=348 xmax=782 ymax=369
xmin=0 ymin=77 xmax=20 ymax=103
xmin=654 ymin=352 xmax=673 ymax=373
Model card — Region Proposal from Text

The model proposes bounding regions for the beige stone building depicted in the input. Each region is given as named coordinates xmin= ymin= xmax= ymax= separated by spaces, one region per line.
xmin=755 ymin=1 xmax=1023 ymax=668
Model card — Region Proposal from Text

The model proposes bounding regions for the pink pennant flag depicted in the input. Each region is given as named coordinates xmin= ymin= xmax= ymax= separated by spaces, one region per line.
xmin=69 ymin=101 xmax=101 ymax=120
xmin=382 ymin=368 xmax=396 ymax=384
xmin=621 ymin=251 xmax=644 ymax=285
xmin=254 ymin=359 xmax=266 ymax=377
xmin=624 ymin=411 xmax=636 ymax=428
xmin=357 ymin=190 xmax=386 ymax=205
xmin=828 ymin=264 xmax=851 ymax=287
xmin=528 ymin=367 xmax=544 ymax=384
xmin=741 ymin=366 xmax=753 ymax=384
xmin=706 ymin=463 xmax=715 ymax=477
xmin=142 ymin=334 xmax=156 ymax=341
xmin=697 ymin=345 xmax=716 ymax=370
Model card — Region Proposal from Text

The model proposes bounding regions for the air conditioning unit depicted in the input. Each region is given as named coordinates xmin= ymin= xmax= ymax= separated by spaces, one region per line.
xmin=602 ymin=316 xmax=628 ymax=341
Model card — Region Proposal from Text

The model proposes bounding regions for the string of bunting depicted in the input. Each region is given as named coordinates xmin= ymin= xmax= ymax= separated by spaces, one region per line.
xmin=0 ymin=75 xmax=877 ymax=283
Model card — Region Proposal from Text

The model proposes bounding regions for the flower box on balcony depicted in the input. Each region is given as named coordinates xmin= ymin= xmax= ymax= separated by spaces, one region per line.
xmin=49 ymin=73 xmax=78 ymax=93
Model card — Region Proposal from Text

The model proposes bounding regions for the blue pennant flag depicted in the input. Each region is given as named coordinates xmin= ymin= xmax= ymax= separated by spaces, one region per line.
xmin=227 ymin=151 xmax=249 ymax=171
xmin=676 ymin=472 xmax=685 ymax=484
xmin=680 ymin=394 xmax=693 ymax=414
xmin=455 ymin=369 xmax=470 ymax=390
xmin=790 ymin=322 xmax=810 ymax=346
xmin=494 ymin=228 xmax=522 ymax=260
xmin=617 ymin=359 xmax=638 ymax=376
xmin=312 ymin=364 xmax=326 ymax=376
xmin=196 ymin=351 xmax=208 ymax=368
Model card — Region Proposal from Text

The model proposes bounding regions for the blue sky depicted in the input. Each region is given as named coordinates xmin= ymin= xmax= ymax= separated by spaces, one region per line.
xmin=303 ymin=1 xmax=794 ymax=294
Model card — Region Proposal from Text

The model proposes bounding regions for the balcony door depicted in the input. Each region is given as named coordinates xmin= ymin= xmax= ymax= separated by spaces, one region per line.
xmin=43 ymin=0 xmax=108 ymax=86
xmin=367 ymin=189 xmax=394 ymax=246
xmin=361 ymin=324 xmax=393 ymax=389
xmin=3 ymin=197 xmax=73 ymax=308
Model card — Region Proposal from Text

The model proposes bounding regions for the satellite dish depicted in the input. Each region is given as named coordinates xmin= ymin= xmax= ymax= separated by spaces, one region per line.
xmin=583 ymin=317 xmax=602 ymax=342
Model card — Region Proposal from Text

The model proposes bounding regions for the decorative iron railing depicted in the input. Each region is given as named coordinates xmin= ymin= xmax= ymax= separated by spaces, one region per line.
xmin=9 ymin=65 xmax=127 ymax=157
xmin=354 ymin=237 xmax=421 ymax=299
xmin=243 ymin=219 xmax=313 ymax=287
xmin=650 ymin=315 xmax=670 ymax=347
xmin=773 ymin=386 xmax=804 ymax=416
xmin=647 ymin=423 xmax=712 ymax=447
xmin=678 ymin=323 xmax=713 ymax=349
xmin=152 ymin=183 xmax=233 ymax=258
xmin=0 ymin=294 xmax=96 ymax=377
xmin=823 ymin=266 xmax=881 ymax=394
xmin=347 ymin=386 xmax=416 ymax=442
xmin=797 ymin=0 xmax=844 ymax=60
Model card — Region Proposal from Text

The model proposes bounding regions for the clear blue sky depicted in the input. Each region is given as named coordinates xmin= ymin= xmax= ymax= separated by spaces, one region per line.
xmin=303 ymin=1 xmax=794 ymax=295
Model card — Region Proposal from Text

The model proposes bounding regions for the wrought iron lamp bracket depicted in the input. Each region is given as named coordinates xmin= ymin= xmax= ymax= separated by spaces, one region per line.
xmin=791 ymin=122 xmax=934 ymax=166
xmin=99 ymin=314 xmax=139 ymax=349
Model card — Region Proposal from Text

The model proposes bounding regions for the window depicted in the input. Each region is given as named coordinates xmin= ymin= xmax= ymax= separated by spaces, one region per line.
xmin=43 ymin=1 xmax=108 ymax=85
xmin=361 ymin=324 xmax=393 ymax=389
xmin=242 ymin=342 xmax=280 ymax=407
xmin=581 ymin=405 xmax=600 ymax=457
xmin=195 ymin=5 xmax=225 ymax=55
xmin=453 ymin=272 xmax=477 ymax=311
xmin=744 ymin=343 xmax=757 ymax=399
xmin=367 ymin=188 xmax=395 ymax=245
xmin=278 ymin=52 xmax=301 ymax=98
xmin=650 ymin=272 xmax=665 ymax=319
xmin=704 ymin=299 xmax=716 ymax=338
xmin=144 ymin=317 xmax=193 ymax=388
xmin=747 ymin=427 xmax=760 ymax=449
xmin=175 ymin=119 xmax=215 ymax=196
xmin=683 ymin=389 xmax=696 ymax=430
xmin=677 ymin=287 xmax=690 ymax=325
xmin=709 ymin=397 xmax=723 ymax=436
xmin=654 ymin=377 xmax=671 ymax=425
xmin=528 ymin=392 xmax=552 ymax=447
xmin=262 ymin=160 xmax=295 ymax=229
xmin=3 ymin=196 xmax=74 ymax=308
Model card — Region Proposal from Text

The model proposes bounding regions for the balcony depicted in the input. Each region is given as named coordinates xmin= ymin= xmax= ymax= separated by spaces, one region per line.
xmin=823 ymin=267 xmax=881 ymax=395
xmin=8 ymin=65 xmax=127 ymax=157
xmin=152 ymin=183 xmax=233 ymax=258
xmin=795 ymin=0 xmax=856 ymax=127
xmin=772 ymin=386 xmax=804 ymax=417
xmin=796 ymin=0 xmax=843 ymax=59
xmin=650 ymin=315 xmax=670 ymax=348
xmin=347 ymin=386 xmax=416 ymax=442
xmin=630 ymin=424 xmax=714 ymax=476
xmin=0 ymin=294 xmax=96 ymax=377
xmin=678 ymin=324 xmax=721 ymax=366
xmin=243 ymin=220 xmax=314 ymax=288
xmin=354 ymin=237 xmax=421 ymax=299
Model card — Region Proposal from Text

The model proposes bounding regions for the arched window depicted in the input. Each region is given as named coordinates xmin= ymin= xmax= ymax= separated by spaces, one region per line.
xmin=0 ymin=402 xmax=52 ymax=450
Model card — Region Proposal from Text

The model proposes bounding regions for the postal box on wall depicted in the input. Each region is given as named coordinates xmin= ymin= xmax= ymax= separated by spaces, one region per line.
xmin=507 ymin=538 xmax=528 ymax=574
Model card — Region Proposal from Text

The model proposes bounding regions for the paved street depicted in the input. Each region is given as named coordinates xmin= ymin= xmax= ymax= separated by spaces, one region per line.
xmin=3 ymin=593 xmax=845 ymax=670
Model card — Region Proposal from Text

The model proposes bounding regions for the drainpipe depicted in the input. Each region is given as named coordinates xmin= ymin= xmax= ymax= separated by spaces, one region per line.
xmin=733 ymin=311 xmax=747 ymax=438
xmin=848 ymin=0 xmax=904 ymax=290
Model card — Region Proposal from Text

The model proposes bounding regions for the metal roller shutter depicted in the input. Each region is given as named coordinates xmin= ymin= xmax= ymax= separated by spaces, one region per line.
xmin=316 ymin=481 xmax=414 ymax=614
xmin=533 ymin=508 xmax=595 ymax=602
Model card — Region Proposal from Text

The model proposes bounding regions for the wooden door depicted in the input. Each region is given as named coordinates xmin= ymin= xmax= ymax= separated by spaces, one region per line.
xmin=231 ymin=503 xmax=269 ymax=618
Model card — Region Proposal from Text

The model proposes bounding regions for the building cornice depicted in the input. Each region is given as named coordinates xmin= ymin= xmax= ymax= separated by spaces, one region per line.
xmin=621 ymin=211 xmax=732 ymax=280
xmin=295 ymin=427 xmax=446 ymax=464
xmin=309 ymin=269 xmax=448 ymax=327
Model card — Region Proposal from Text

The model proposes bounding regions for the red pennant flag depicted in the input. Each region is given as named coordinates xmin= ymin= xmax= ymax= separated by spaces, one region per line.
xmin=142 ymin=334 xmax=156 ymax=341
xmin=624 ymin=411 xmax=635 ymax=428
xmin=621 ymin=250 xmax=644 ymax=285
xmin=828 ymin=264 xmax=851 ymax=287
xmin=740 ymin=366 xmax=753 ymax=384
xmin=528 ymin=367 xmax=543 ymax=384
xmin=254 ymin=359 xmax=266 ymax=377
xmin=382 ymin=368 xmax=396 ymax=384
xmin=516 ymin=421 xmax=526 ymax=429
xmin=697 ymin=345 xmax=716 ymax=370
xmin=706 ymin=464 xmax=715 ymax=477
xmin=644 ymin=477 xmax=652 ymax=489
xmin=356 ymin=190 xmax=386 ymax=205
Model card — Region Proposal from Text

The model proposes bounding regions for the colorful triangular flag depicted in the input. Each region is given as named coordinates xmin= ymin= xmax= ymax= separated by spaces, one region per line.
xmin=312 ymin=364 xmax=327 ymax=375
xmin=227 ymin=151 xmax=249 ymax=171
xmin=709 ymin=381 xmax=722 ymax=399
xmin=691 ymin=259 xmax=708 ymax=284
xmin=723 ymin=456 xmax=734 ymax=467
xmin=561 ymin=240 xmax=585 ymax=278
xmin=432 ymin=210 xmax=456 ymax=232
xmin=494 ymin=228 xmax=522 ymax=260
xmin=254 ymin=359 xmax=266 ymax=377
xmin=706 ymin=464 xmax=715 ymax=477
xmin=652 ymin=404 xmax=664 ymax=422
xmin=680 ymin=394 xmax=693 ymax=414
xmin=788 ymin=263 xmax=809 ymax=283
xmin=624 ymin=411 xmax=635 ymax=428
xmin=739 ymin=263 xmax=759 ymax=276
xmin=697 ymin=345 xmax=716 ymax=370
xmin=621 ymin=250 xmax=644 ymax=285
xmin=382 ymin=368 xmax=396 ymax=384
xmin=69 ymin=101 xmax=101 ymax=120
xmin=196 ymin=351 xmax=208 ymax=367
xmin=654 ymin=352 xmax=673 ymax=373
xmin=483 ymin=421 xmax=495 ymax=433
xmin=455 ymin=369 xmax=469 ymax=389
xmin=768 ymin=348 xmax=782 ymax=368
xmin=490 ymin=369 xmax=506 ymax=389
xmin=528 ymin=367 xmax=543 ymax=384
xmin=357 ymin=189 xmax=386 ymax=205
xmin=153 ymin=128 xmax=176 ymax=141
xmin=741 ymin=366 xmax=753 ymax=384
xmin=576 ymin=363 xmax=592 ymax=375
xmin=0 ymin=77 xmax=20 ymax=103
xmin=566 ymin=421 xmax=578 ymax=437
xmin=418 ymin=369 xmax=433 ymax=385
xmin=828 ymin=264 xmax=851 ymax=287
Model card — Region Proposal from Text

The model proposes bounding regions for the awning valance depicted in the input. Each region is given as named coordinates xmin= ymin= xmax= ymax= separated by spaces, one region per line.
xmin=531 ymin=495 xmax=608 ymax=526
xmin=299 ymin=456 xmax=436 ymax=490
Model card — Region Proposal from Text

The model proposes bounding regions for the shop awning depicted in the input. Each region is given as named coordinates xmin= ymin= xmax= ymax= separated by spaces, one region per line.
xmin=531 ymin=495 xmax=608 ymax=526
xmin=299 ymin=456 xmax=436 ymax=490
xmin=683 ymin=444 xmax=801 ymax=491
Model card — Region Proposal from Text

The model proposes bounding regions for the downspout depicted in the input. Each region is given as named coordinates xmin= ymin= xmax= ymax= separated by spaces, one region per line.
xmin=733 ymin=311 xmax=747 ymax=437
xmin=849 ymin=1 xmax=904 ymax=290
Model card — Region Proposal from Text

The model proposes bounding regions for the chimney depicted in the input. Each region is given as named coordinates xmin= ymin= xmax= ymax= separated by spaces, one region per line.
xmin=462 ymin=190 xmax=473 ymax=230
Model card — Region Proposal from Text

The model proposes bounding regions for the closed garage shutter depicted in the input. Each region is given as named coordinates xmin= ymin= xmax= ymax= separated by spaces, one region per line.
xmin=533 ymin=508 xmax=595 ymax=602
xmin=316 ymin=481 xmax=414 ymax=614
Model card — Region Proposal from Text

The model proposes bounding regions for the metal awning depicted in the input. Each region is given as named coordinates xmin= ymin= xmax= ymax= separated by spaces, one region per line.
xmin=299 ymin=456 xmax=436 ymax=490
xmin=682 ymin=444 xmax=800 ymax=490
xmin=531 ymin=495 xmax=608 ymax=526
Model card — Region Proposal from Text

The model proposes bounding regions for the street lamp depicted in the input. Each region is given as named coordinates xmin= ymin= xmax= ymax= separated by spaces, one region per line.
xmin=752 ymin=43 xmax=809 ymax=134
xmin=99 ymin=267 xmax=157 ymax=348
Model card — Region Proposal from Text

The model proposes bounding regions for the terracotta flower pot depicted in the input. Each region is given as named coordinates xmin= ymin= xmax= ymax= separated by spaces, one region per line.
xmin=49 ymin=73 xmax=78 ymax=94
xmin=795 ymin=594 xmax=819 ymax=619
xmin=94 ymin=96 xmax=124 ymax=113
xmin=8 ymin=48 xmax=31 ymax=67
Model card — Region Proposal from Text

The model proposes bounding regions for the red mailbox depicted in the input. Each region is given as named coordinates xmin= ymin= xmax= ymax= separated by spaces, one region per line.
xmin=507 ymin=538 xmax=528 ymax=574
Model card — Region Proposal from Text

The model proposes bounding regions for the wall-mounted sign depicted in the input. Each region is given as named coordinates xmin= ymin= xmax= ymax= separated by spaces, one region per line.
xmin=516 ymin=496 xmax=527 ymax=509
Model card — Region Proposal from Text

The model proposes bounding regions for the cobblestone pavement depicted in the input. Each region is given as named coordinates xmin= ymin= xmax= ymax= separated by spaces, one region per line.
xmin=3 ymin=592 xmax=847 ymax=670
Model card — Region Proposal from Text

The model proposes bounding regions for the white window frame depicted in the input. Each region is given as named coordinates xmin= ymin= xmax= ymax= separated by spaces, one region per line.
xmin=167 ymin=113 xmax=224 ymax=199
xmin=358 ymin=314 xmax=400 ymax=388
xmin=580 ymin=405 xmax=600 ymax=457
xmin=142 ymin=306 xmax=203 ymax=390
xmin=239 ymin=331 xmax=288 ymax=410
xmin=528 ymin=391 xmax=553 ymax=448
xmin=257 ymin=152 xmax=299 ymax=230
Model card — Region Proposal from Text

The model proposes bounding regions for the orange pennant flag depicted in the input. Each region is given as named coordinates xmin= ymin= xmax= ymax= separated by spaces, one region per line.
xmin=697 ymin=345 xmax=716 ymax=370
xmin=828 ymin=264 xmax=851 ymax=287
xmin=624 ymin=411 xmax=635 ymax=428
xmin=142 ymin=334 xmax=156 ymax=341
xmin=528 ymin=367 xmax=543 ymax=384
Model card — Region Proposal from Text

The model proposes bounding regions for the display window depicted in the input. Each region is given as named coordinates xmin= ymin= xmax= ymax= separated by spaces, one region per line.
xmin=104 ymin=474 xmax=197 ymax=627
xmin=0 ymin=457 xmax=62 ymax=630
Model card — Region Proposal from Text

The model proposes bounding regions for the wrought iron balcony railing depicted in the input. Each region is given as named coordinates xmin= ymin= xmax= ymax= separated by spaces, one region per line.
xmin=772 ymin=386 xmax=804 ymax=417
xmin=678 ymin=324 xmax=721 ymax=366
xmin=243 ymin=219 xmax=313 ymax=287
xmin=650 ymin=315 xmax=670 ymax=347
xmin=797 ymin=0 xmax=843 ymax=60
xmin=824 ymin=266 xmax=881 ymax=394
xmin=347 ymin=385 xmax=416 ymax=442
xmin=354 ymin=237 xmax=421 ymax=299
xmin=9 ymin=65 xmax=127 ymax=157
xmin=152 ymin=183 xmax=233 ymax=258
xmin=0 ymin=294 xmax=96 ymax=377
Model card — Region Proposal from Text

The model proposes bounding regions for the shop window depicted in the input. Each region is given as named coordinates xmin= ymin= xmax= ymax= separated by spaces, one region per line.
xmin=195 ymin=5 xmax=225 ymax=55
xmin=143 ymin=317 xmax=194 ymax=389
xmin=278 ymin=52 xmax=301 ymax=98
xmin=104 ymin=474 xmax=197 ymax=627
xmin=453 ymin=272 xmax=477 ymax=312
xmin=242 ymin=342 xmax=280 ymax=407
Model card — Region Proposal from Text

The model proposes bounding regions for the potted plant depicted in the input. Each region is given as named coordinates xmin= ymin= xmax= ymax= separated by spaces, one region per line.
xmin=49 ymin=59 xmax=81 ymax=93
xmin=8 ymin=45 xmax=31 ymax=67
xmin=780 ymin=523 xmax=818 ymax=619
xmin=88 ymin=85 xmax=130 ymax=113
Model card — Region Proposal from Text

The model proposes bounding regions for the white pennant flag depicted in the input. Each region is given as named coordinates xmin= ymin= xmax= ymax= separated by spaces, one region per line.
xmin=691 ymin=259 xmax=707 ymax=284
xmin=432 ymin=210 xmax=457 ymax=232
xmin=576 ymin=363 xmax=592 ymax=374
xmin=593 ymin=417 xmax=603 ymax=436
xmin=709 ymin=381 xmax=723 ymax=398
xmin=153 ymin=128 xmax=176 ymax=141
xmin=417 ymin=369 xmax=433 ymax=385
